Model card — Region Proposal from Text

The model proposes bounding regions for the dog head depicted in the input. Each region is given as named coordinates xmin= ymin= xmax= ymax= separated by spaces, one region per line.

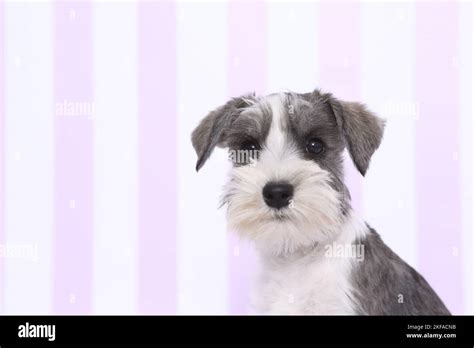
xmin=191 ymin=90 xmax=385 ymax=255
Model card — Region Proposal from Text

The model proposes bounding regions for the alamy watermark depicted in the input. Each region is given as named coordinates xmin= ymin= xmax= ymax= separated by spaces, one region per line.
xmin=228 ymin=149 xmax=260 ymax=166
xmin=324 ymin=242 xmax=365 ymax=262
xmin=18 ymin=322 xmax=55 ymax=342
xmin=0 ymin=243 xmax=38 ymax=263
xmin=56 ymin=99 xmax=95 ymax=120
xmin=381 ymin=100 xmax=420 ymax=120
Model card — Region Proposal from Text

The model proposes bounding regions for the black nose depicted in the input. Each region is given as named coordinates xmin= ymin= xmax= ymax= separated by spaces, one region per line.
xmin=262 ymin=182 xmax=294 ymax=209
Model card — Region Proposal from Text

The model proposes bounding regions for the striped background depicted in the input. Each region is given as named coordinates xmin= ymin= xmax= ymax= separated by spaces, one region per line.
xmin=0 ymin=0 xmax=472 ymax=314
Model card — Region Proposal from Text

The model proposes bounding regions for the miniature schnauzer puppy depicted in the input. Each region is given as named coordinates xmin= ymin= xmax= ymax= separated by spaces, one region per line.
xmin=191 ymin=90 xmax=450 ymax=315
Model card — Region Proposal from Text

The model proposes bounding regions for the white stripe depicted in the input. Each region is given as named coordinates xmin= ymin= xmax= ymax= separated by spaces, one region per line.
xmin=360 ymin=3 xmax=418 ymax=266
xmin=92 ymin=2 xmax=139 ymax=313
xmin=460 ymin=2 xmax=473 ymax=315
xmin=266 ymin=2 xmax=319 ymax=93
xmin=4 ymin=3 xmax=53 ymax=314
xmin=177 ymin=2 xmax=229 ymax=314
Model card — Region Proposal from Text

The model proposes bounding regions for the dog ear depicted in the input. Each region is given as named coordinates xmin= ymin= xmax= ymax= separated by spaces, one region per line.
xmin=327 ymin=96 xmax=385 ymax=176
xmin=191 ymin=95 xmax=254 ymax=171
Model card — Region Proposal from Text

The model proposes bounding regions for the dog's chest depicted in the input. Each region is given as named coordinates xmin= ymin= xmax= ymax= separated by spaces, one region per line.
xmin=252 ymin=255 xmax=356 ymax=315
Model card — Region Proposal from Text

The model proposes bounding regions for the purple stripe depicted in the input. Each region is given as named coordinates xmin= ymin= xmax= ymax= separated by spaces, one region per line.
xmin=318 ymin=2 xmax=363 ymax=211
xmin=53 ymin=2 xmax=94 ymax=314
xmin=415 ymin=3 xmax=463 ymax=314
xmin=0 ymin=0 xmax=5 ymax=313
xmin=138 ymin=1 xmax=177 ymax=314
xmin=228 ymin=1 xmax=266 ymax=314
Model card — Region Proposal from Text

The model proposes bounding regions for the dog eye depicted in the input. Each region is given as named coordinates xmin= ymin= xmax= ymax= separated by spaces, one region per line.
xmin=239 ymin=140 xmax=260 ymax=151
xmin=306 ymin=138 xmax=325 ymax=155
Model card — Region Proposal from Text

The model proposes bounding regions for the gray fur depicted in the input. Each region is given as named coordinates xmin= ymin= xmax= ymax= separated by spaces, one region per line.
xmin=192 ymin=90 xmax=384 ymax=177
xmin=287 ymin=92 xmax=351 ymax=214
xmin=352 ymin=227 xmax=450 ymax=315
xmin=222 ymin=100 xmax=272 ymax=154
xmin=327 ymin=95 xmax=385 ymax=176
xmin=191 ymin=94 xmax=258 ymax=171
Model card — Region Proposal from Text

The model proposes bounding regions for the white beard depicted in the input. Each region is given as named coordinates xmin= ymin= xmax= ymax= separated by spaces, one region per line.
xmin=249 ymin=211 xmax=368 ymax=315
xmin=225 ymin=153 xmax=344 ymax=256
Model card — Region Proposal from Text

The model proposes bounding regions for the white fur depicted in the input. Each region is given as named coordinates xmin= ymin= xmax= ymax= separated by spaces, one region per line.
xmin=263 ymin=94 xmax=286 ymax=157
xmin=251 ymin=212 xmax=367 ymax=315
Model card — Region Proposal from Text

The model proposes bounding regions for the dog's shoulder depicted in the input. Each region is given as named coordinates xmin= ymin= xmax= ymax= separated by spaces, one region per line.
xmin=350 ymin=225 xmax=451 ymax=315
